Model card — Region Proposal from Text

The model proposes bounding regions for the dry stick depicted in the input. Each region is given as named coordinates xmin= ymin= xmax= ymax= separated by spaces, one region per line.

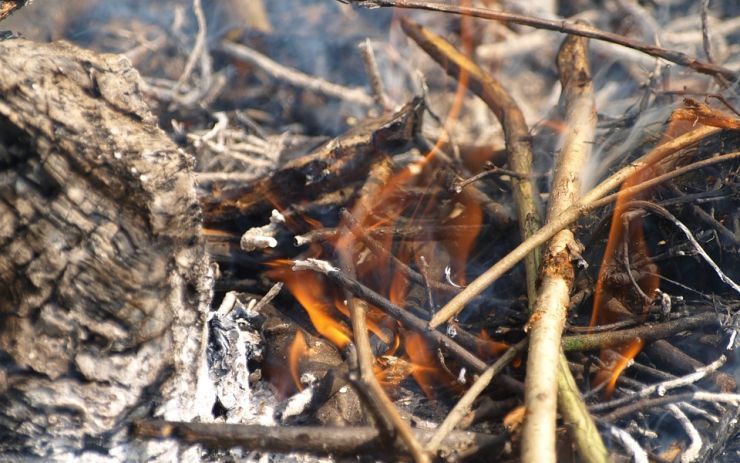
xmin=542 ymin=35 xmax=608 ymax=463
xmin=425 ymin=338 xmax=528 ymax=454
xmin=400 ymin=17 xmax=542 ymax=311
xmin=346 ymin=297 xmax=430 ymax=463
xmin=599 ymin=391 xmax=740 ymax=422
xmin=429 ymin=125 xmax=723 ymax=329
xmin=590 ymin=354 xmax=727 ymax=412
xmin=346 ymin=0 xmax=737 ymax=81
xmin=218 ymin=41 xmax=374 ymax=106
xmin=174 ymin=0 xmax=208 ymax=91
xmin=133 ymin=420 xmax=501 ymax=457
xmin=700 ymin=0 xmax=716 ymax=64
xmin=561 ymin=311 xmax=719 ymax=352
xmin=359 ymin=39 xmax=392 ymax=111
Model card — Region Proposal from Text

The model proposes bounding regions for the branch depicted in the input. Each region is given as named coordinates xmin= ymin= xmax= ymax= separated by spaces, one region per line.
xmin=344 ymin=0 xmax=737 ymax=80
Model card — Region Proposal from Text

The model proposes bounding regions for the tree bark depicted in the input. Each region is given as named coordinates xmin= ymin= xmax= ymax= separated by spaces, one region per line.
xmin=0 ymin=39 xmax=211 ymax=461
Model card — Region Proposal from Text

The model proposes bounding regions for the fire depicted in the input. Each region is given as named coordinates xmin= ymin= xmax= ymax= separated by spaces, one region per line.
xmin=270 ymin=4 xmax=485 ymax=398
xmin=588 ymin=115 xmax=699 ymax=394
xmin=289 ymin=331 xmax=308 ymax=391
xmin=599 ymin=338 xmax=644 ymax=398
xmin=267 ymin=263 xmax=352 ymax=349
xmin=477 ymin=329 xmax=510 ymax=359
xmin=404 ymin=330 xmax=461 ymax=398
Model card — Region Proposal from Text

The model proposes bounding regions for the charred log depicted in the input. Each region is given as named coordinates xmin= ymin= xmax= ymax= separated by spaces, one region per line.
xmin=0 ymin=39 xmax=210 ymax=460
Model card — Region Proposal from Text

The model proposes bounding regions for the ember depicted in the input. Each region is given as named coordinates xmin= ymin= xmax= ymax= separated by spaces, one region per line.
xmin=1 ymin=1 xmax=739 ymax=462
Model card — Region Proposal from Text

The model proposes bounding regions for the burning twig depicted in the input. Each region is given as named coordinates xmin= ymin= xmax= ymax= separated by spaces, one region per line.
xmin=340 ymin=209 xmax=459 ymax=294
xmin=133 ymin=420 xmax=502 ymax=458
xmin=345 ymin=296 xmax=430 ymax=463
xmin=424 ymin=338 xmax=528 ymax=454
xmin=341 ymin=0 xmax=738 ymax=81
xmin=429 ymin=125 xmax=724 ymax=329
xmin=623 ymin=201 xmax=740 ymax=295
xmin=291 ymin=258 xmax=524 ymax=393
xmin=218 ymin=40 xmax=374 ymax=107
xmin=561 ymin=312 xmax=720 ymax=352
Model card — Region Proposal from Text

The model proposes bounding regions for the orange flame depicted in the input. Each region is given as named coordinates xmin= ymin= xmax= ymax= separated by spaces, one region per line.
xmin=443 ymin=190 xmax=483 ymax=285
xmin=267 ymin=263 xmax=352 ymax=349
xmin=477 ymin=329 xmax=510 ymax=359
xmin=289 ymin=331 xmax=308 ymax=391
xmin=404 ymin=330 xmax=461 ymax=398
xmin=600 ymin=338 xmax=644 ymax=398
xmin=590 ymin=117 xmax=697 ymax=327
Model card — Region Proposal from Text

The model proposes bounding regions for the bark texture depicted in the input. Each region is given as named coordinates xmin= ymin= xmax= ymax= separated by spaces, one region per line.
xmin=0 ymin=39 xmax=211 ymax=461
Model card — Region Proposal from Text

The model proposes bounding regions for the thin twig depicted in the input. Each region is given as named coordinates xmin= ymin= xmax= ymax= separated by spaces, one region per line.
xmin=133 ymin=420 xmax=501 ymax=457
xmin=590 ymin=355 xmax=726 ymax=412
xmin=345 ymin=0 xmax=737 ymax=80
xmin=425 ymin=338 xmax=528 ymax=454
xmin=429 ymin=125 xmax=724 ymax=329
xmin=359 ymin=38 xmax=392 ymax=110
xmin=599 ymin=391 xmax=740 ymax=422
xmin=626 ymin=201 xmax=740 ymax=295
xmin=174 ymin=0 xmax=208 ymax=92
xmin=340 ymin=209 xmax=460 ymax=294
xmin=291 ymin=258 xmax=524 ymax=394
xmin=667 ymin=404 xmax=703 ymax=463
xmin=609 ymin=426 xmax=649 ymax=463
xmin=346 ymin=298 xmax=430 ymax=463
xmin=218 ymin=41 xmax=374 ymax=106
xmin=700 ymin=0 xmax=716 ymax=64
xmin=561 ymin=312 xmax=719 ymax=352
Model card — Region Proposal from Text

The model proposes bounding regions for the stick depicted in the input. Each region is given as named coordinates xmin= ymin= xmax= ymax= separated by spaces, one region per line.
xmin=346 ymin=297 xmax=430 ymax=463
xmin=429 ymin=125 xmax=724 ymax=329
xmin=424 ymin=339 xmax=527 ymax=454
xmin=343 ymin=0 xmax=737 ymax=80
xmin=561 ymin=312 xmax=719 ymax=352
xmin=218 ymin=41 xmax=374 ymax=106
xmin=359 ymin=39 xmax=392 ymax=110
xmin=522 ymin=34 xmax=606 ymax=463
xmin=599 ymin=391 xmax=740 ymax=422
xmin=133 ymin=420 xmax=504 ymax=457
xmin=667 ymin=404 xmax=703 ymax=462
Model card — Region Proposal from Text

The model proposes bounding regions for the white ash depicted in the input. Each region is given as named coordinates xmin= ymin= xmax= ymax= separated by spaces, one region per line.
xmin=240 ymin=209 xmax=286 ymax=252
